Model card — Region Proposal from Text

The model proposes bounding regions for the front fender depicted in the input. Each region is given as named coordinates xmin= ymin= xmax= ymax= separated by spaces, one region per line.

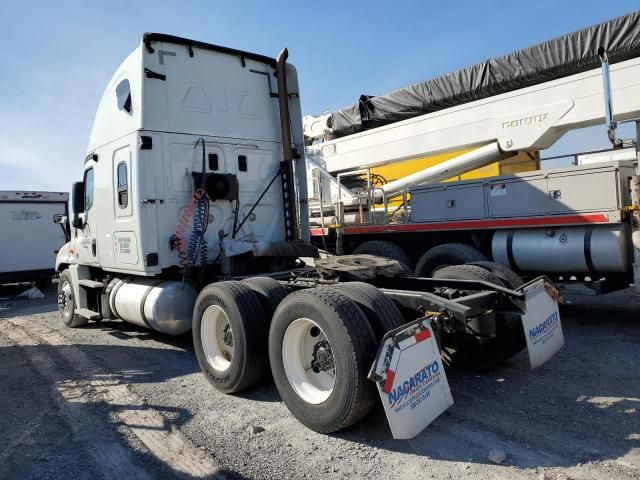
xmin=55 ymin=242 xmax=75 ymax=271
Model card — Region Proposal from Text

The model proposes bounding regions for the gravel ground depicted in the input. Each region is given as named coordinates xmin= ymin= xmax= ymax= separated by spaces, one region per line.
xmin=0 ymin=284 xmax=639 ymax=480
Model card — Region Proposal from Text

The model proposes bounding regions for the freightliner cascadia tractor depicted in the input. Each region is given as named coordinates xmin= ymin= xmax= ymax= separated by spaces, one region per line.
xmin=54 ymin=33 xmax=564 ymax=439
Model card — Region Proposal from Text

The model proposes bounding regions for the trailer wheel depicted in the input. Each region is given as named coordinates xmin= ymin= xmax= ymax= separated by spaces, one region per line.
xmin=57 ymin=270 xmax=88 ymax=328
xmin=193 ymin=281 xmax=269 ymax=393
xmin=415 ymin=243 xmax=486 ymax=277
xmin=353 ymin=240 xmax=413 ymax=268
xmin=331 ymin=282 xmax=405 ymax=341
xmin=269 ymin=287 xmax=377 ymax=433
xmin=433 ymin=265 xmax=510 ymax=370
xmin=241 ymin=277 xmax=288 ymax=321
xmin=467 ymin=261 xmax=526 ymax=359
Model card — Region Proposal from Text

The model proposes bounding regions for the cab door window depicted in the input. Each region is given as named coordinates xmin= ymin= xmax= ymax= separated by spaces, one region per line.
xmin=117 ymin=162 xmax=128 ymax=208
xmin=84 ymin=168 xmax=94 ymax=211
xmin=113 ymin=147 xmax=132 ymax=217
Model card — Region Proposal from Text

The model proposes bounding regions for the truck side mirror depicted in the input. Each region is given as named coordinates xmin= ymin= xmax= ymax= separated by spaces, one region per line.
xmin=53 ymin=214 xmax=67 ymax=224
xmin=53 ymin=214 xmax=72 ymax=242
xmin=71 ymin=181 xmax=85 ymax=229
xmin=72 ymin=181 xmax=85 ymax=214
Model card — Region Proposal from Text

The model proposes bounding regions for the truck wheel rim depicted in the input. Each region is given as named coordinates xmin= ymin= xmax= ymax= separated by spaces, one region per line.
xmin=201 ymin=305 xmax=234 ymax=372
xmin=282 ymin=318 xmax=335 ymax=404
xmin=58 ymin=281 xmax=74 ymax=320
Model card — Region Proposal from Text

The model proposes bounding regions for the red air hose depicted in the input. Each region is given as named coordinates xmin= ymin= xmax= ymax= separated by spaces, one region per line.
xmin=175 ymin=189 xmax=205 ymax=268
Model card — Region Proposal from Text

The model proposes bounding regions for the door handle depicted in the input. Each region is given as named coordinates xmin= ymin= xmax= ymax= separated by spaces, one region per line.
xmin=140 ymin=198 xmax=164 ymax=205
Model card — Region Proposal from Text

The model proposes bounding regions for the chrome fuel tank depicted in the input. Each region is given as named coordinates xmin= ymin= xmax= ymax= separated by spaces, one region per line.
xmin=492 ymin=224 xmax=631 ymax=273
xmin=108 ymin=278 xmax=197 ymax=335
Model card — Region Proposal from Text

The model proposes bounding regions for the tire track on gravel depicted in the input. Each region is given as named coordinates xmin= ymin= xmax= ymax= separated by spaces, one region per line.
xmin=0 ymin=406 xmax=46 ymax=470
xmin=8 ymin=300 xmax=639 ymax=480
xmin=0 ymin=325 xmax=152 ymax=480
xmin=451 ymin=385 xmax=640 ymax=468
xmin=3 ymin=320 xmax=225 ymax=479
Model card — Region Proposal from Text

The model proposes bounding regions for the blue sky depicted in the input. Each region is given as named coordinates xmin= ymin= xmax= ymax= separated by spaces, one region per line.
xmin=0 ymin=1 xmax=638 ymax=193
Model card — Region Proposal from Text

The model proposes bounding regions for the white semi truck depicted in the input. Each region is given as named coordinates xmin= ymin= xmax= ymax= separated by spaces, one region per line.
xmin=0 ymin=190 xmax=69 ymax=289
xmin=56 ymin=22 xmax=627 ymax=438
xmin=303 ymin=11 xmax=640 ymax=297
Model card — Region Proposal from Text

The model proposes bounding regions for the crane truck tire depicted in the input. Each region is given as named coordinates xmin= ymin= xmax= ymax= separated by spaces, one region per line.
xmin=331 ymin=282 xmax=405 ymax=341
xmin=269 ymin=287 xmax=378 ymax=433
xmin=467 ymin=261 xmax=527 ymax=359
xmin=57 ymin=270 xmax=88 ymax=328
xmin=193 ymin=281 xmax=269 ymax=393
xmin=468 ymin=261 xmax=524 ymax=289
xmin=352 ymin=240 xmax=413 ymax=269
xmin=241 ymin=277 xmax=288 ymax=321
xmin=414 ymin=243 xmax=486 ymax=277
xmin=432 ymin=264 xmax=511 ymax=370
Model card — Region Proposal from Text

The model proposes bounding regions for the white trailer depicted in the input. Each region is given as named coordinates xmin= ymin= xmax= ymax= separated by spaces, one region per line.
xmin=0 ymin=191 xmax=69 ymax=289
xmin=54 ymin=32 xmax=567 ymax=439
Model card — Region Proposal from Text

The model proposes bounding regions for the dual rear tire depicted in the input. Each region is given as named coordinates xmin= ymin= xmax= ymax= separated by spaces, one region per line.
xmin=192 ymin=281 xmax=270 ymax=393
xmin=193 ymin=278 xmax=406 ymax=433
xmin=433 ymin=262 xmax=526 ymax=369
xmin=269 ymin=287 xmax=380 ymax=433
xmin=193 ymin=277 xmax=289 ymax=393
xmin=350 ymin=240 xmax=491 ymax=279
xmin=193 ymin=262 xmax=524 ymax=432
xmin=415 ymin=243 xmax=487 ymax=277
xmin=269 ymin=283 xmax=406 ymax=432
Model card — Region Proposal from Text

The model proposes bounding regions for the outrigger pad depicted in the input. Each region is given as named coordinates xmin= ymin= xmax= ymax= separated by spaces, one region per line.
xmin=314 ymin=254 xmax=411 ymax=281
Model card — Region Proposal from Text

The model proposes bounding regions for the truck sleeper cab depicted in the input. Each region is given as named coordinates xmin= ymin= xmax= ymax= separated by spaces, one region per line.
xmin=55 ymin=34 xmax=562 ymax=439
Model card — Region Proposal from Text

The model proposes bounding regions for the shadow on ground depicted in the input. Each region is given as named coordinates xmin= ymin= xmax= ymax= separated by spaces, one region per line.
xmin=0 ymin=336 xmax=249 ymax=479
xmin=326 ymin=296 xmax=640 ymax=469
xmin=2 ymin=288 xmax=638 ymax=474
xmin=0 ymin=283 xmax=59 ymax=318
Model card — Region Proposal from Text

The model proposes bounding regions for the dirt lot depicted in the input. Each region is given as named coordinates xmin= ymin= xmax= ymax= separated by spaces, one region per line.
xmin=0 ymin=284 xmax=638 ymax=480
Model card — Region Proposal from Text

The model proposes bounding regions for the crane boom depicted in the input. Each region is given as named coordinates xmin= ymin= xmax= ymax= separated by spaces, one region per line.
xmin=304 ymin=10 xmax=640 ymax=194
xmin=306 ymin=56 xmax=640 ymax=176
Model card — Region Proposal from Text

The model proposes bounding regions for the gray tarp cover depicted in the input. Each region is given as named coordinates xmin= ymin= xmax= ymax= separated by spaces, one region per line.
xmin=329 ymin=11 xmax=640 ymax=138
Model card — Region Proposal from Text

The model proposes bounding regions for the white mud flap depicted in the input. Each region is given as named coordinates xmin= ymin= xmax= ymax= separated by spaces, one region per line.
xmin=371 ymin=321 xmax=453 ymax=439
xmin=520 ymin=278 xmax=564 ymax=369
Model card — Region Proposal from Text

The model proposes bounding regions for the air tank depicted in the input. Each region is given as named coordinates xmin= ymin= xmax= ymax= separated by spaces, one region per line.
xmin=492 ymin=224 xmax=631 ymax=273
xmin=108 ymin=278 xmax=197 ymax=335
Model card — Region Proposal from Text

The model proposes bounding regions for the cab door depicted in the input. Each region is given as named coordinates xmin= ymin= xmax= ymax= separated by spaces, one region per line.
xmin=111 ymin=144 xmax=140 ymax=268
xmin=75 ymin=158 xmax=100 ymax=266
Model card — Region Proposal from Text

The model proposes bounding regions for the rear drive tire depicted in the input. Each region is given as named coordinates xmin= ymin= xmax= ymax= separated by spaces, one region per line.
xmin=57 ymin=270 xmax=88 ymax=328
xmin=467 ymin=261 xmax=526 ymax=359
xmin=241 ymin=276 xmax=288 ymax=321
xmin=468 ymin=261 xmax=524 ymax=289
xmin=269 ymin=287 xmax=378 ymax=433
xmin=433 ymin=265 xmax=508 ymax=370
xmin=193 ymin=281 xmax=269 ymax=393
xmin=415 ymin=243 xmax=486 ymax=277
xmin=353 ymin=240 xmax=413 ymax=269
xmin=331 ymin=282 xmax=405 ymax=341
